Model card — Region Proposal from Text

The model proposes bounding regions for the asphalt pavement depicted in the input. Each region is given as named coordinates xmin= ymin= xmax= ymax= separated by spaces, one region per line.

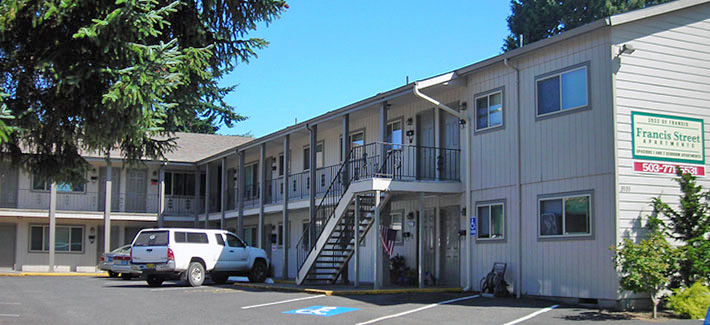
xmin=0 ymin=276 xmax=703 ymax=324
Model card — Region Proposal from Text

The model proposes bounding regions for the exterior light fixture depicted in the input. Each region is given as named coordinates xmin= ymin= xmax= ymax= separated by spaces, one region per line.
xmin=619 ymin=44 xmax=635 ymax=55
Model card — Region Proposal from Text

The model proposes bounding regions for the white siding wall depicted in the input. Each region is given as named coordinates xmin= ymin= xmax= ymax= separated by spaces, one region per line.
xmin=464 ymin=27 xmax=618 ymax=299
xmin=612 ymin=5 xmax=710 ymax=248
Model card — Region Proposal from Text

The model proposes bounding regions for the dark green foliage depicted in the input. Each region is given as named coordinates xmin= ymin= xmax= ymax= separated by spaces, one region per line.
xmin=0 ymin=0 xmax=286 ymax=184
xmin=503 ymin=0 xmax=674 ymax=52
xmin=653 ymin=170 xmax=710 ymax=287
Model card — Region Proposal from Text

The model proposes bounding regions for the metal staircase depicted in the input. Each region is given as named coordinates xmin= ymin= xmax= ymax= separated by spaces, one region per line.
xmin=296 ymin=144 xmax=390 ymax=285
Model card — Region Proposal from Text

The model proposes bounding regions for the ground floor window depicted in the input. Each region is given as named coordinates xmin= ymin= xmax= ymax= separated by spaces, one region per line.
xmin=277 ymin=222 xmax=291 ymax=248
xmin=539 ymin=192 xmax=591 ymax=237
xmin=29 ymin=225 xmax=83 ymax=252
xmin=477 ymin=202 xmax=504 ymax=240
xmin=389 ymin=211 xmax=403 ymax=244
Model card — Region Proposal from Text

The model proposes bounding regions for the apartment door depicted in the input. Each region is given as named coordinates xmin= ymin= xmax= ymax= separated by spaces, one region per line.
xmin=96 ymin=226 xmax=120 ymax=262
xmin=264 ymin=157 xmax=274 ymax=204
xmin=125 ymin=169 xmax=147 ymax=212
xmin=262 ymin=224 xmax=273 ymax=261
xmin=98 ymin=167 xmax=121 ymax=211
xmin=439 ymin=110 xmax=460 ymax=180
xmin=416 ymin=109 xmax=435 ymax=180
xmin=421 ymin=209 xmax=436 ymax=284
xmin=0 ymin=224 xmax=16 ymax=269
xmin=439 ymin=206 xmax=460 ymax=286
xmin=0 ymin=165 xmax=18 ymax=208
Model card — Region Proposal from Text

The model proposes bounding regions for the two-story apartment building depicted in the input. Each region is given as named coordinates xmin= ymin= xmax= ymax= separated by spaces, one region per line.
xmin=0 ymin=0 xmax=707 ymax=308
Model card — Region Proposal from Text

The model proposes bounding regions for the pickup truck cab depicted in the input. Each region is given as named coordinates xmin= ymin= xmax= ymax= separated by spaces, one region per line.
xmin=130 ymin=228 xmax=269 ymax=287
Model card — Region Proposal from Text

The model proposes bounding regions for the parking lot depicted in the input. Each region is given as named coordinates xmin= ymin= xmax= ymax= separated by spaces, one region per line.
xmin=0 ymin=276 xmax=703 ymax=324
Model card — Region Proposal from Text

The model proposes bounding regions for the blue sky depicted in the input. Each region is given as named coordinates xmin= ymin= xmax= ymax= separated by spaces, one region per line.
xmin=218 ymin=1 xmax=512 ymax=138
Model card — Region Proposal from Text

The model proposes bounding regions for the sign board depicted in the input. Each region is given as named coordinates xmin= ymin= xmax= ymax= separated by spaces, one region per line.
xmin=633 ymin=161 xmax=705 ymax=177
xmin=631 ymin=112 xmax=705 ymax=165
xmin=283 ymin=306 xmax=359 ymax=317
xmin=470 ymin=217 xmax=477 ymax=236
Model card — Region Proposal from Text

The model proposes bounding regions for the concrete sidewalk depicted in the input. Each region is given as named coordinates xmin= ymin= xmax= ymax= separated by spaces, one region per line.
xmin=232 ymin=280 xmax=463 ymax=296
xmin=0 ymin=270 xmax=108 ymax=277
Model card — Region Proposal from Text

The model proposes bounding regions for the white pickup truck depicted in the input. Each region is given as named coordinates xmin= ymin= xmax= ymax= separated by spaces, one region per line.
xmin=130 ymin=228 xmax=269 ymax=287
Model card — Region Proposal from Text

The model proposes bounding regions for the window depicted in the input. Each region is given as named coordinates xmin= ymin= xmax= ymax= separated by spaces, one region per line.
xmin=133 ymin=231 xmax=169 ymax=246
xmin=215 ymin=234 xmax=225 ymax=246
xmin=165 ymin=172 xmax=196 ymax=196
xmin=475 ymin=91 xmax=503 ymax=131
xmin=277 ymin=222 xmax=291 ymax=247
xmin=33 ymin=174 xmax=85 ymax=193
xmin=29 ymin=225 xmax=83 ymax=252
xmin=539 ymin=193 xmax=591 ymax=237
xmin=340 ymin=130 xmax=366 ymax=161
xmin=226 ymin=233 xmax=245 ymax=248
xmin=477 ymin=202 xmax=504 ymax=240
xmin=175 ymin=232 xmax=208 ymax=243
xmin=386 ymin=120 xmax=403 ymax=149
xmin=537 ymin=65 xmax=588 ymax=116
xmin=303 ymin=142 xmax=324 ymax=170
xmin=389 ymin=211 xmax=403 ymax=244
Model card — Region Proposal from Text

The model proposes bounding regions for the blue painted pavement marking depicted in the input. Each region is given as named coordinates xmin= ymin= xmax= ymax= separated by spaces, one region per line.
xmin=283 ymin=306 xmax=359 ymax=317
xmin=704 ymin=303 xmax=709 ymax=325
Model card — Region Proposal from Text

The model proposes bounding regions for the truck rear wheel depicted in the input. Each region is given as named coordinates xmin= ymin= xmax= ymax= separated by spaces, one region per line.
xmin=186 ymin=262 xmax=205 ymax=287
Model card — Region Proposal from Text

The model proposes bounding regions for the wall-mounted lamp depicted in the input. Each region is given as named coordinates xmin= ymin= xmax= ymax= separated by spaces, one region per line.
xmin=619 ymin=44 xmax=635 ymax=55
xmin=406 ymin=118 xmax=413 ymax=126
xmin=461 ymin=207 xmax=467 ymax=216
xmin=90 ymin=176 xmax=98 ymax=184
xmin=89 ymin=227 xmax=96 ymax=244
xmin=406 ymin=130 xmax=415 ymax=144
xmin=459 ymin=102 xmax=467 ymax=111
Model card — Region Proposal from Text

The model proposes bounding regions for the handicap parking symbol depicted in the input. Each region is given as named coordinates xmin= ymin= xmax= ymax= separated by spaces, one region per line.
xmin=283 ymin=306 xmax=359 ymax=317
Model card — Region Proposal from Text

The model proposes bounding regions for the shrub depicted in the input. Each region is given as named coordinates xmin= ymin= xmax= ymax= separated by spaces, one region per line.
xmin=667 ymin=282 xmax=710 ymax=319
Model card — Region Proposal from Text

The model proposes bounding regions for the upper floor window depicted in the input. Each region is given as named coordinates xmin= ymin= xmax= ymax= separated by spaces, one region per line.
xmin=539 ymin=192 xmax=591 ymax=238
xmin=165 ymin=172 xmax=195 ymax=196
xmin=32 ymin=174 xmax=84 ymax=193
xmin=340 ymin=130 xmax=366 ymax=161
xmin=475 ymin=91 xmax=503 ymax=131
xmin=536 ymin=65 xmax=588 ymax=117
xmin=386 ymin=120 xmax=403 ymax=149
xmin=303 ymin=141 xmax=324 ymax=170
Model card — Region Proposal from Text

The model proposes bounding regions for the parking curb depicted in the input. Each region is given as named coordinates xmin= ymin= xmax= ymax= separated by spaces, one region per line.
xmin=0 ymin=272 xmax=108 ymax=277
xmin=232 ymin=282 xmax=463 ymax=296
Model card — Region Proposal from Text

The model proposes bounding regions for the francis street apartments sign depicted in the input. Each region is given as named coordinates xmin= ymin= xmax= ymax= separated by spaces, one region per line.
xmin=631 ymin=111 xmax=706 ymax=176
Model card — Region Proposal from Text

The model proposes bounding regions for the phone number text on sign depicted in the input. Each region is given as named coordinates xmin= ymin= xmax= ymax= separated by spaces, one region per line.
xmin=633 ymin=162 xmax=705 ymax=176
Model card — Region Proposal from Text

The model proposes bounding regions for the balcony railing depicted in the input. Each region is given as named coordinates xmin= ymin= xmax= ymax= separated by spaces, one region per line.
xmin=9 ymin=189 xmax=159 ymax=213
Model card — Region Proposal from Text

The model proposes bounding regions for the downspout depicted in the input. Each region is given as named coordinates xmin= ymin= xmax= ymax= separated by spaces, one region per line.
xmin=413 ymin=82 xmax=472 ymax=292
xmin=504 ymin=57 xmax=522 ymax=299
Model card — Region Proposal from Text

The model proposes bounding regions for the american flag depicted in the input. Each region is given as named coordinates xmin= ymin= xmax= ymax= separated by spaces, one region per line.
xmin=379 ymin=225 xmax=397 ymax=256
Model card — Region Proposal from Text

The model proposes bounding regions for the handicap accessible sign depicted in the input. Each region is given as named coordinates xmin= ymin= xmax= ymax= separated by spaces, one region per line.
xmin=470 ymin=217 xmax=477 ymax=236
xmin=283 ymin=306 xmax=359 ymax=317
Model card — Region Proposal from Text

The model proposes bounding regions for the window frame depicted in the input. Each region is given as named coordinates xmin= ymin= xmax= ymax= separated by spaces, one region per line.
xmin=303 ymin=141 xmax=324 ymax=171
xmin=474 ymin=87 xmax=505 ymax=133
xmin=389 ymin=210 xmax=404 ymax=245
xmin=340 ymin=129 xmax=366 ymax=161
xmin=277 ymin=221 xmax=291 ymax=248
xmin=164 ymin=171 xmax=196 ymax=197
xmin=386 ymin=117 xmax=404 ymax=150
xmin=28 ymin=224 xmax=84 ymax=253
xmin=32 ymin=173 xmax=86 ymax=194
xmin=537 ymin=191 xmax=593 ymax=240
xmin=535 ymin=62 xmax=591 ymax=119
xmin=475 ymin=200 xmax=506 ymax=241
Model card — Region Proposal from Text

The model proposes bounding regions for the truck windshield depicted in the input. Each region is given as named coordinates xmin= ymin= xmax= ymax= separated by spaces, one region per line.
xmin=133 ymin=231 xmax=169 ymax=247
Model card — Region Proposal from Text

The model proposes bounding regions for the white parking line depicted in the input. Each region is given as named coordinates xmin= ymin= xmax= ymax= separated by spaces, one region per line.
xmin=0 ymin=314 xmax=19 ymax=317
xmin=501 ymin=304 xmax=559 ymax=325
xmin=356 ymin=294 xmax=480 ymax=325
xmin=0 ymin=303 xmax=20 ymax=305
xmin=150 ymin=286 xmax=205 ymax=292
xmin=241 ymin=294 xmax=327 ymax=309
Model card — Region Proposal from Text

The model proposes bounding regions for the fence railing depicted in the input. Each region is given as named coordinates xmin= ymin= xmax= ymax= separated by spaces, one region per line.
xmin=12 ymin=189 xmax=159 ymax=213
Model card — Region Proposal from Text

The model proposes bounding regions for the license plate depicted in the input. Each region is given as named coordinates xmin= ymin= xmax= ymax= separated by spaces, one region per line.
xmin=115 ymin=260 xmax=128 ymax=265
xmin=146 ymin=264 xmax=155 ymax=269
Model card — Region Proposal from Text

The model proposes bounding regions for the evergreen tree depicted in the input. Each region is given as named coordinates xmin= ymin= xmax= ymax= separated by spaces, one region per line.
xmin=0 ymin=0 xmax=287 ymax=184
xmin=653 ymin=171 xmax=710 ymax=287
xmin=503 ymin=0 xmax=674 ymax=52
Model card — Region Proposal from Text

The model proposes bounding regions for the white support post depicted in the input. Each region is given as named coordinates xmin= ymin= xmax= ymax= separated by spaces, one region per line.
xmin=104 ymin=159 xmax=113 ymax=252
xmin=258 ymin=144 xmax=265 ymax=249
xmin=308 ymin=125 xmax=317 ymax=247
xmin=221 ymin=157 xmax=227 ymax=229
xmin=237 ymin=151 xmax=245 ymax=238
xmin=434 ymin=108 xmax=441 ymax=180
xmin=379 ymin=102 xmax=388 ymax=174
xmin=194 ymin=165 xmax=200 ymax=228
xmin=282 ymin=135 xmax=290 ymax=279
xmin=418 ymin=192 xmax=424 ymax=288
xmin=48 ymin=182 xmax=56 ymax=272
xmin=373 ymin=190 xmax=382 ymax=289
xmin=158 ymin=166 xmax=165 ymax=228
xmin=354 ymin=194 xmax=359 ymax=287
xmin=204 ymin=163 xmax=210 ymax=228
